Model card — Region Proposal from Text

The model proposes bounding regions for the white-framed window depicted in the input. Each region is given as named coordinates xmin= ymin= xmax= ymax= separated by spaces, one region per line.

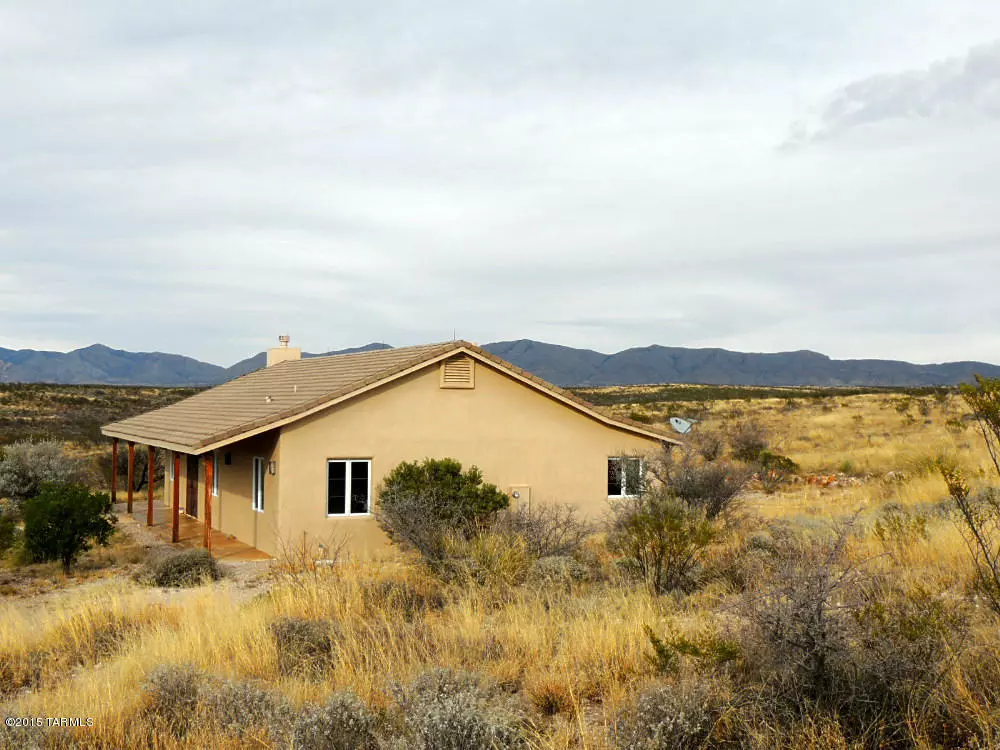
xmin=252 ymin=457 xmax=266 ymax=512
xmin=212 ymin=450 xmax=220 ymax=497
xmin=327 ymin=459 xmax=371 ymax=516
xmin=608 ymin=457 xmax=642 ymax=498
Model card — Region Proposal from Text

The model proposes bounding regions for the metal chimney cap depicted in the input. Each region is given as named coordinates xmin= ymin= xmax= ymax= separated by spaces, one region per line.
xmin=278 ymin=334 xmax=290 ymax=347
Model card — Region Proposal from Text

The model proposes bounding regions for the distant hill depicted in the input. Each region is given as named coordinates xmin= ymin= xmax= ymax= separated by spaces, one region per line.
xmin=1 ymin=339 xmax=998 ymax=387
xmin=0 ymin=344 xmax=225 ymax=386
xmin=482 ymin=340 xmax=1000 ymax=387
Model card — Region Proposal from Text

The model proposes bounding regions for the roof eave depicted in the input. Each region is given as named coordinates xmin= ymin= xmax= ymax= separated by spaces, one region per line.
xmin=100 ymin=340 xmax=684 ymax=451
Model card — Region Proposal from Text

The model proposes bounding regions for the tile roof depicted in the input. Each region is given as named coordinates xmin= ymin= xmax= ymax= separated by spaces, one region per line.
xmin=102 ymin=341 xmax=679 ymax=452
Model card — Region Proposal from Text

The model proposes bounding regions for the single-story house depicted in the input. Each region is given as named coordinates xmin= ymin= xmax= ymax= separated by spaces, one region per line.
xmin=101 ymin=339 xmax=681 ymax=557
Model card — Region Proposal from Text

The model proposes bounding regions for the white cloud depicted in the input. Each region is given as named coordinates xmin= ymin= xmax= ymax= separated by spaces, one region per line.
xmin=0 ymin=2 xmax=999 ymax=365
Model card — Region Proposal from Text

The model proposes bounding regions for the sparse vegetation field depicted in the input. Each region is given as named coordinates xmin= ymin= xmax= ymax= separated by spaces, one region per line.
xmin=1 ymin=382 xmax=998 ymax=749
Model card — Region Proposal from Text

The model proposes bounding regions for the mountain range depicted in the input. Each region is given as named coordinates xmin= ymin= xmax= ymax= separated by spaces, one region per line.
xmin=1 ymin=339 xmax=998 ymax=388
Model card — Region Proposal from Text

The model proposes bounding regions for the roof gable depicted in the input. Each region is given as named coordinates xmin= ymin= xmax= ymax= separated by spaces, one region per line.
xmin=102 ymin=341 xmax=680 ymax=452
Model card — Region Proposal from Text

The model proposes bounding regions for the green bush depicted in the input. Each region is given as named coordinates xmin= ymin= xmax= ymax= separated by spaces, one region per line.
xmin=22 ymin=482 xmax=115 ymax=572
xmin=142 ymin=549 xmax=221 ymax=587
xmin=376 ymin=458 xmax=509 ymax=568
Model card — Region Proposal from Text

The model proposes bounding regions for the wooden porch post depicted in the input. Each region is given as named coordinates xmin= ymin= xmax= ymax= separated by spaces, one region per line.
xmin=172 ymin=453 xmax=181 ymax=543
xmin=110 ymin=437 xmax=118 ymax=504
xmin=146 ymin=446 xmax=155 ymax=526
xmin=127 ymin=441 xmax=135 ymax=513
xmin=203 ymin=453 xmax=214 ymax=553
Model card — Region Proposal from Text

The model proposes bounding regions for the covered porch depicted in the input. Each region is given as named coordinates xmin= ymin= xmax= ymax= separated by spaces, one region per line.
xmin=109 ymin=437 xmax=269 ymax=560
xmin=127 ymin=505 xmax=270 ymax=562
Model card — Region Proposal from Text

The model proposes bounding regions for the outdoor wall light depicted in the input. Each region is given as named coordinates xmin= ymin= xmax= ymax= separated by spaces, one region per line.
xmin=512 ymin=490 xmax=520 ymax=499
xmin=268 ymin=461 xmax=277 ymax=475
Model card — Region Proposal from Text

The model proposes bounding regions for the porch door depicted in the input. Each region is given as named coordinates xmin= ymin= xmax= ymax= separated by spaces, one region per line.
xmin=185 ymin=455 xmax=199 ymax=517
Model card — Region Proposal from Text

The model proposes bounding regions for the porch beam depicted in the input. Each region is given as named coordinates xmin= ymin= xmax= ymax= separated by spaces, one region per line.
xmin=146 ymin=446 xmax=155 ymax=526
xmin=203 ymin=453 xmax=214 ymax=553
xmin=172 ymin=453 xmax=180 ymax=543
xmin=127 ymin=441 xmax=135 ymax=513
xmin=110 ymin=437 xmax=118 ymax=504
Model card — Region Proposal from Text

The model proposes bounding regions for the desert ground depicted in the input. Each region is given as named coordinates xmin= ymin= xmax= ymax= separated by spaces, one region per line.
xmin=0 ymin=382 xmax=997 ymax=749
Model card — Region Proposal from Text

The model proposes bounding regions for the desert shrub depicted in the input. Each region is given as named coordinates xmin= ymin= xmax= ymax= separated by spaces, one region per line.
xmin=376 ymin=458 xmax=509 ymax=568
xmin=607 ymin=488 xmax=716 ymax=594
xmin=395 ymin=667 xmax=532 ymax=750
xmin=270 ymin=616 xmax=335 ymax=677
xmin=644 ymin=625 xmax=741 ymax=675
xmin=0 ymin=721 xmax=47 ymax=750
xmin=690 ymin=429 xmax=725 ymax=461
xmin=361 ymin=577 xmax=446 ymax=621
xmin=441 ymin=531 xmax=531 ymax=588
xmin=143 ymin=663 xmax=205 ymax=737
xmin=730 ymin=420 xmax=769 ymax=463
xmin=141 ymin=548 xmax=221 ymax=587
xmin=738 ymin=523 xmax=966 ymax=743
xmin=872 ymin=503 xmax=929 ymax=560
xmin=0 ymin=440 xmax=89 ymax=507
xmin=849 ymin=581 xmax=968 ymax=743
xmin=293 ymin=691 xmax=381 ymax=750
xmin=495 ymin=502 xmax=592 ymax=558
xmin=21 ymin=482 xmax=115 ymax=571
xmin=740 ymin=526 xmax=861 ymax=711
xmin=940 ymin=453 xmax=1000 ymax=616
xmin=203 ymin=677 xmax=293 ymax=742
xmin=756 ymin=450 xmax=799 ymax=494
xmin=666 ymin=455 xmax=750 ymax=519
xmin=613 ymin=679 xmax=728 ymax=750
xmin=527 ymin=555 xmax=589 ymax=588
xmin=705 ymin=526 xmax=792 ymax=593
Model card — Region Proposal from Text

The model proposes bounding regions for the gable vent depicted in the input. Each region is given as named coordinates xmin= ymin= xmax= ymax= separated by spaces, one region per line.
xmin=440 ymin=356 xmax=475 ymax=389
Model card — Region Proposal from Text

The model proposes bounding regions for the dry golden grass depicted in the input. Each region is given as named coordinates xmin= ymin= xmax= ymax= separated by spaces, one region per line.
xmin=3 ymin=386 xmax=1000 ymax=748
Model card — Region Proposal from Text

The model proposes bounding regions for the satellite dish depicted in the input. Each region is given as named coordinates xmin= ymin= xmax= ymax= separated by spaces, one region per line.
xmin=669 ymin=417 xmax=696 ymax=434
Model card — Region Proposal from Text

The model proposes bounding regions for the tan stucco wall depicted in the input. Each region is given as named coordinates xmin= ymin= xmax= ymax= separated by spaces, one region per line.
xmin=160 ymin=434 xmax=281 ymax=556
xmin=274 ymin=360 xmax=662 ymax=557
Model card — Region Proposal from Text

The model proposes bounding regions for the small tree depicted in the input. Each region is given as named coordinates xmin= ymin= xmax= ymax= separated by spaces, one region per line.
xmin=22 ymin=482 xmax=116 ymax=572
xmin=376 ymin=458 xmax=509 ymax=567
xmin=0 ymin=440 xmax=89 ymax=508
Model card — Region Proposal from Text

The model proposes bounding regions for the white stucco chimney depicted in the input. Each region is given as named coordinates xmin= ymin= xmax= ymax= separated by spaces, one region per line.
xmin=267 ymin=334 xmax=302 ymax=367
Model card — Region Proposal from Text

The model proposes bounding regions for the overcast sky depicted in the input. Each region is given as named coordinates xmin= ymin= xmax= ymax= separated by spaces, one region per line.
xmin=1 ymin=2 xmax=999 ymax=366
